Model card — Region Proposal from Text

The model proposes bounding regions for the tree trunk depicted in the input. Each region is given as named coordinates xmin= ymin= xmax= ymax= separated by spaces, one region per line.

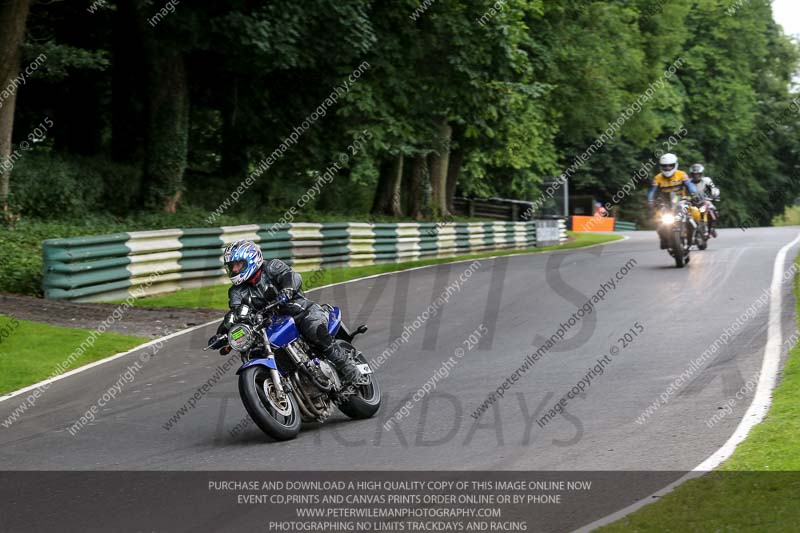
xmin=0 ymin=0 xmax=31 ymax=223
xmin=407 ymin=155 xmax=426 ymax=220
xmin=221 ymin=78 xmax=249 ymax=177
xmin=371 ymin=155 xmax=404 ymax=217
xmin=371 ymin=158 xmax=394 ymax=215
xmin=144 ymin=46 xmax=188 ymax=212
xmin=136 ymin=2 xmax=189 ymax=213
xmin=428 ymin=119 xmax=452 ymax=217
xmin=446 ymin=148 xmax=464 ymax=214
xmin=389 ymin=155 xmax=403 ymax=217
xmin=112 ymin=0 xmax=147 ymax=163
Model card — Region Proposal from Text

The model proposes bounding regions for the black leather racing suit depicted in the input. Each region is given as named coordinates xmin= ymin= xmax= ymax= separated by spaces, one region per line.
xmin=216 ymin=259 xmax=340 ymax=362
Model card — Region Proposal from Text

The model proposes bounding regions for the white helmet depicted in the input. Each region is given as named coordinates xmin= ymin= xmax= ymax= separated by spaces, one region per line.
xmin=689 ymin=163 xmax=704 ymax=182
xmin=659 ymin=153 xmax=678 ymax=178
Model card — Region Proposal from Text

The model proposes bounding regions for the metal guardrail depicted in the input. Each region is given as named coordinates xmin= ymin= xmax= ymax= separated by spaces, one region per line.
xmin=42 ymin=220 xmax=565 ymax=302
xmin=452 ymin=197 xmax=535 ymax=221
xmin=614 ymin=220 xmax=638 ymax=231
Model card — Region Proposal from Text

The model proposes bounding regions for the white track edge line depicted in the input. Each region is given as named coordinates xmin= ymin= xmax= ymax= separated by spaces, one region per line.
xmin=0 ymin=321 xmax=217 ymax=404
xmin=574 ymin=231 xmax=800 ymax=533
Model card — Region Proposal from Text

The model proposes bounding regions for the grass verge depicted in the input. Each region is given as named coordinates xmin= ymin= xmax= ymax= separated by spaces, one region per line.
xmin=599 ymin=253 xmax=800 ymax=531
xmin=0 ymin=315 xmax=145 ymax=395
xmin=134 ymin=231 xmax=623 ymax=309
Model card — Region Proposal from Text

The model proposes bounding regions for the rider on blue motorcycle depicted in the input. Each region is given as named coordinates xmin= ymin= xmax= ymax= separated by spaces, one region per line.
xmin=208 ymin=240 xmax=361 ymax=383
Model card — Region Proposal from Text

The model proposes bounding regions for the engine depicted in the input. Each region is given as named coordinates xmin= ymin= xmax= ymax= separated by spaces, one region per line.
xmin=315 ymin=359 xmax=342 ymax=390
xmin=285 ymin=339 xmax=340 ymax=422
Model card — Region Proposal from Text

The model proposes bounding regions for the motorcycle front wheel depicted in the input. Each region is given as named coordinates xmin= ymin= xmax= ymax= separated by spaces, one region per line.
xmin=672 ymin=229 xmax=686 ymax=268
xmin=238 ymin=366 xmax=301 ymax=441
xmin=696 ymin=222 xmax=708 ymax=250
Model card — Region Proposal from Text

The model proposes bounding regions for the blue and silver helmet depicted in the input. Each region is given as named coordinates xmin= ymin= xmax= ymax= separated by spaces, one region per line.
xmin=223 ymin=240 xmax=264 ymax=285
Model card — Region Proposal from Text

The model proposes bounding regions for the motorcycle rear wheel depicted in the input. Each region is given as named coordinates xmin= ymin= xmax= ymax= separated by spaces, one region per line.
xmin=238 ymin=366 xmax=301 ymax=441
xmin=336 ymin=341 xmax=382 ymax=420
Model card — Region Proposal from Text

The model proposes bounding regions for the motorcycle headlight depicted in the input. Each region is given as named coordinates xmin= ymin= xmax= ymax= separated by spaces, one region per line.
xmin=660 ymin=213 xmax=675 ymax=225
xmin=228 ymin=324 xmax=254 ymax=352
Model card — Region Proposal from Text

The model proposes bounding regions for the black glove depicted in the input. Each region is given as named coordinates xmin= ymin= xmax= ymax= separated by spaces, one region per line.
xmin=277 ymin=287 xmax=295 ymax=304
xmin=207 ymin=334 xmax=227 ymax=350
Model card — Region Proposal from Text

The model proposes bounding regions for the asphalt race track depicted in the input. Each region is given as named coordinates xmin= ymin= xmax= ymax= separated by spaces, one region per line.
xmin=1 ymin=228 xmax=799 ymax=530
xmin=0 ymin=228 xmax=798 ymax=531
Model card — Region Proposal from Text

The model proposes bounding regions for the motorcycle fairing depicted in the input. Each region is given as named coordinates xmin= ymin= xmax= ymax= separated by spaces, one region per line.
xmin=327 ymin=306 xmax=342 ymax=337
xmin=236 ymin=356 xmax=278 ymax=375
xmin=267 ymin=315 xmax=300 ymax=347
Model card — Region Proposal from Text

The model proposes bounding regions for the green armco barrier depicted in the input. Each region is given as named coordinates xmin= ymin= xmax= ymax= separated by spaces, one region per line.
xmin=614 ymin=220 xmax=638 ymax=231
xmin=41 ymin=220 xmax=563 ymax=302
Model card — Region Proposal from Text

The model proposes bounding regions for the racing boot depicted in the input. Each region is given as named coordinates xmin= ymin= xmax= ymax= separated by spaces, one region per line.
xmin=324 ymin=343 xmax=362 ymax=385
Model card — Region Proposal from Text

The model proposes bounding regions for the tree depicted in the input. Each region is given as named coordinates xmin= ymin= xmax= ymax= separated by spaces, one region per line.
xmin=3 ymin=0 xmax=800 ymax=228
xmin=372 ymin=156 xmax=403 ymax=216
xmin=130 ymin=0 xmax=189 ymax=212
xmin=0 ymin=0 xmax=31 ymax=224
xmin=428 ymin=119 xmax=452 ymax=216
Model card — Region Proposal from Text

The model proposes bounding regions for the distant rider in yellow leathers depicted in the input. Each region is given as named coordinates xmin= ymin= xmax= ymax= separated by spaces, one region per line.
xmin=647 ymin=153 xmax=699 ymax=249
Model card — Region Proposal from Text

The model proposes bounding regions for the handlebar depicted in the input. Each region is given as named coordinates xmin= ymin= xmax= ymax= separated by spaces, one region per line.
xmin=248 ymin=298 xmax=286 ymax=332
xmin=206 ymin=295 xmax=289 ymax=349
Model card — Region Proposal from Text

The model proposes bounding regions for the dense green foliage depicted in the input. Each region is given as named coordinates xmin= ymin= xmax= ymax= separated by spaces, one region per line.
xmin=3 ymin=1 xmax=800 ymax=229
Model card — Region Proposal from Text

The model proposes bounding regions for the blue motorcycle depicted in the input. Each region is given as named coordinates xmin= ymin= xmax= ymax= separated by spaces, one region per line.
xmin=212 ymin=296 xmax=381 ymax=441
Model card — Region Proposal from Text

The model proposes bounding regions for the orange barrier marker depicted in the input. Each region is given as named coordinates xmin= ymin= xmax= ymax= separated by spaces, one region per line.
xmin=572 ymin=215 xmax=615 ymax=232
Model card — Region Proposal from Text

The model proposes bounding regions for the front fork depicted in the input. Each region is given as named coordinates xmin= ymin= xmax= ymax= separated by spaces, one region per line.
xmin=260 ymin=330 xmax=286 ymax=398
xmin=658 ymin=222 xmax=692 ymax=252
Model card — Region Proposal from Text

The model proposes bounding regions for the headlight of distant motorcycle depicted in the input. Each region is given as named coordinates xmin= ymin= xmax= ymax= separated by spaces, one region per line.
xmin=660 ymin=213 xmax=675 ymax=225
xmin=228 ymin=324 xmax=254 ymax=352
